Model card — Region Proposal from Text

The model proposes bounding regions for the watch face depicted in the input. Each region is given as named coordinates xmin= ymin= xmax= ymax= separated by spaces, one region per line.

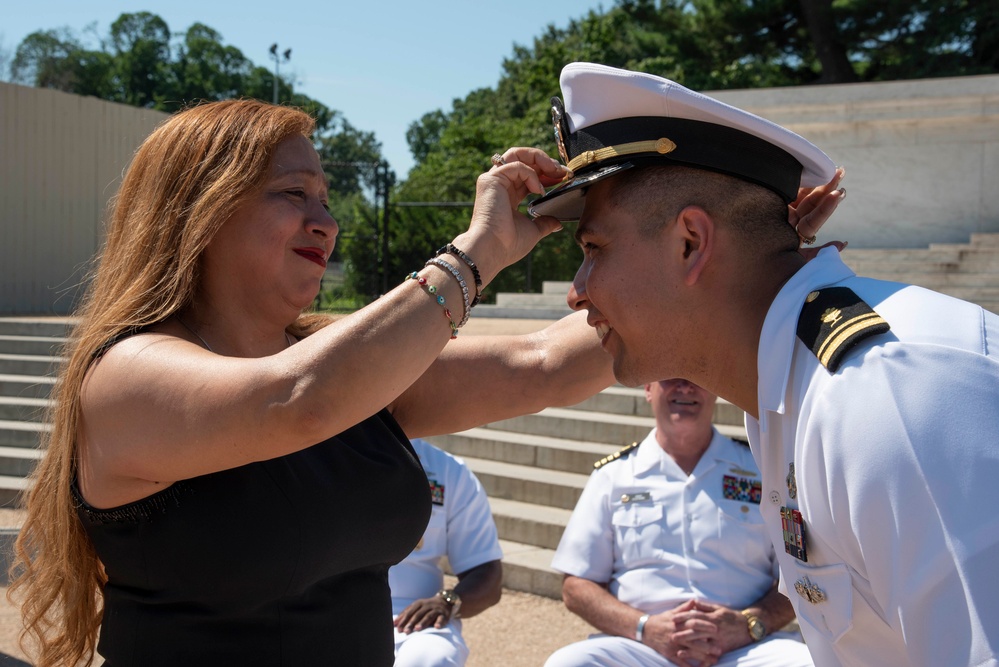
xmin=749 ymin=618 xmax=766 ymax=640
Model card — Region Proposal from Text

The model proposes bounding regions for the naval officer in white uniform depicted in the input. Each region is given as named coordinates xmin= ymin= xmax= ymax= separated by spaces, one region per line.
xmin=529 ymin=62 xmax=999 ymax=666
xmin=546 ymin=379 xmax=812 ymax=667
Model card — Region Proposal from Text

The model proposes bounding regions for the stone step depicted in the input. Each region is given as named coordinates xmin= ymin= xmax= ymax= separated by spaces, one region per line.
xmin=457 ymin=455 xmax=589 ymax=511
xmin=542 ymin=282 xmax=573 ymax=296
xmin=857 ymin=272 xmax=999 ymax=289
xmin=0 ymin=353 xmax=63 ymax=377
xmin=489 ymin=497 xmax=571 ymax=551
xmin=428 ymin=429 xmax=617 ymax=476
xmin=0 ymin=420 xmax=50 ymax=448
xmin=842 ymin=248 xmax=963 ymax=262
xmin=970 ymin=233 xmax=999 ymax=247
xmin=0 ymin=334 xmax=68 ymax=356
xmin=0 ymin=475 xmax=28 ymax=508
xmin=487 ymin=407 xmax=656 ymax=445
xmin=494 ymin=293 xmax=573 ymax=309
xmin=0 ymin=318 xmax=74 ymax=338
xmin=843 ymin=256 xmax=999 ymax=274
xmin=497 ymin=538 xmax=561 ymax=599
xmin=0 ymin=446 xmax=42 ymax=477
xmin=0 ymin=374 xmax=56 ymax=400
xmin=471 ymin=304 xmax=574 ymax=320
xmin=925 ymin=245 xmax=999 ymax=258
xmin=569 ymin=387 xmax=747 ymax=425
xmin=569 ymin=385 xmax=652 ymax=418
xmin=0 ymin=396 xmax=51 ymax=423
xmin=485 ymin=406 xmax=746 ymax=446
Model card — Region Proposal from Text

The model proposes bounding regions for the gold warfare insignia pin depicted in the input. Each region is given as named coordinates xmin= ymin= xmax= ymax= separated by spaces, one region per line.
xmin=794 ymin=576 xmax=827 ymax=604
xmin=786 ymin=462 xmax=797 ymax=500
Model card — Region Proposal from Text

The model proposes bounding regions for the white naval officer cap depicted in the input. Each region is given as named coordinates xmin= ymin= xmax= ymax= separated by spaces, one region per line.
xmin=529 ymin=62 xmax=837 ymax=221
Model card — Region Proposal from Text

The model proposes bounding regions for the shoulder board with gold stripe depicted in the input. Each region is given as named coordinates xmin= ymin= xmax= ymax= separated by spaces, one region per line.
xmin=796 ymin=287 xmax=890 ymax=373
xmin=594 ymin=441 xmax=640 ymax=469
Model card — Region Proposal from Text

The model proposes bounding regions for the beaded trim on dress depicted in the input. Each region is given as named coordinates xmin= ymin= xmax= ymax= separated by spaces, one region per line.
xmin=71 ymin=478 xmax=193 ymax=524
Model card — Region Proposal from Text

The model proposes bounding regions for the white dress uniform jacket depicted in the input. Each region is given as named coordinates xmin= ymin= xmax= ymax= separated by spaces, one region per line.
xmin=389 ymin=439 xmax=503 ymax=666
xmin=548 ymin=429 xmax=812 ymax=667
xmin=747 ymin=248 xmax=999 ymax=667
xmin=552 ymin=429 xmax=776 ymax=612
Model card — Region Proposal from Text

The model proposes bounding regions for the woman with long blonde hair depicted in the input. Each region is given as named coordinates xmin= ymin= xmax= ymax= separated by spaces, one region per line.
xmin=8 ymin=97 xmax=842 ymax=666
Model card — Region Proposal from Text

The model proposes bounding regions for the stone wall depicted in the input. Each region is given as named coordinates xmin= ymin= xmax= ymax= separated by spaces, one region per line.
xmin=712 ymin=74 xmax=999 ymax=248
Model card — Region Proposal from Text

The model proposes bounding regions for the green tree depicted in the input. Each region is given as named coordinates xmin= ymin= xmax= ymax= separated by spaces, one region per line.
xmin=11 ymin=29 xmax=82 ymax=89
xmin=106 ymin=12 xmax=171 ymax=107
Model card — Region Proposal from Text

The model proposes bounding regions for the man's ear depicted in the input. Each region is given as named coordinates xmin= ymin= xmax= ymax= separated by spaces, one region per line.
xmin=675 ymin=205 xmax=715 ymax=286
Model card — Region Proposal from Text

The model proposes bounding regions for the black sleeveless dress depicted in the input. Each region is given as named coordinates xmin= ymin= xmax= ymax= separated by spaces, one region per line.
xmin=74 ymin=409 xmax=431 ymax=666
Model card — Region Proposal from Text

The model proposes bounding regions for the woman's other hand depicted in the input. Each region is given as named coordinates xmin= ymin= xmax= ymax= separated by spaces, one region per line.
xmin=790 ymin=166 xmax=848 ymax=258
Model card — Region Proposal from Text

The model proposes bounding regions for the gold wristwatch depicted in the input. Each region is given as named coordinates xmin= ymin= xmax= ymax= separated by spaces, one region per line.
xmin=741 ymin=609 xmax=766 ymax=642
xmin=437 ymin=589 xmax=462 ymax=618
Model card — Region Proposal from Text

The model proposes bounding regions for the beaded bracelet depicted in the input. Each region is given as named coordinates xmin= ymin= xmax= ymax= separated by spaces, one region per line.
xmin=425 ymin=257 xmax=471 ymax=328
xmin=434 ymin=243 xmax=483 ymax=307
xmin=405 ymin=271 xmax=458 ymax=339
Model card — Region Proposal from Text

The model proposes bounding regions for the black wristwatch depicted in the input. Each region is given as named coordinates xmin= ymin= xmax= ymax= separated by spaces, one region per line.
xmin=437 ymin=589 xmax=462 ymax=618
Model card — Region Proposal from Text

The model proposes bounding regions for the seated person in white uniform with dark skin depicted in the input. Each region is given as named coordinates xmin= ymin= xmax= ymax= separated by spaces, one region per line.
xmin=546 ymin=380 xmax=813 ymax=667
xmin=390 ymin=438 xmax=504 ymax=667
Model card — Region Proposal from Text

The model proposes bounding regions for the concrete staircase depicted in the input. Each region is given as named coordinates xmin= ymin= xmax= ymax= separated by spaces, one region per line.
xmin=839 ymin=233 xmax=999 ymax=314
xmin=0 ymin=318 xmax=67 ymax=508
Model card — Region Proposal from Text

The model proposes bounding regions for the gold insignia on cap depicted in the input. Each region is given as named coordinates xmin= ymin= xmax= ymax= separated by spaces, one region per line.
xmin=566 ymin=139 xmax=677 ymax=173
xmin=806 ymin=291 xmax=820 ymax=303
xmin=655 ymin=137 xmax=676 ymax=153
xmin=594 ymin=441 xmax=640 ymax=469
xmin=797 ymin=287 xmax=890 ymax=373
xmin=552 ymin=104 xmax=570 ymax=166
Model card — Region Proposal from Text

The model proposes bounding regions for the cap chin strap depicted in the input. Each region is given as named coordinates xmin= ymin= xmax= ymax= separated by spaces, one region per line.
xmin=565 ymin=137 xmax=677 ymax=174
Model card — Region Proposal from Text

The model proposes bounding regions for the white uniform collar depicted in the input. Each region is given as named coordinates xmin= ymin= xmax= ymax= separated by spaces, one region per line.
xmin=635 ymin=427 xmax=731 ymax=477
xmin=756 ymin=248 xmax=856 ymax=433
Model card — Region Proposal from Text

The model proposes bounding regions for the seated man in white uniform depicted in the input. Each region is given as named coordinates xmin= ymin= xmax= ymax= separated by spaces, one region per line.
xmin=546 ymin=380 xmax=812 ymax=667
xmin=390 ymin=438 xmax=504 ymax=667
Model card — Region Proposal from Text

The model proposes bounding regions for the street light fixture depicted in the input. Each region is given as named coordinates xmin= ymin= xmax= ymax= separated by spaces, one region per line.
xmin=269 ymin=43 xmax=291 ymax=104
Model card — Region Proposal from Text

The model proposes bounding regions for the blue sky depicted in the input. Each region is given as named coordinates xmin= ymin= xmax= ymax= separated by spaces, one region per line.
xmin=1 ymin=0 xmax=611 ymax=177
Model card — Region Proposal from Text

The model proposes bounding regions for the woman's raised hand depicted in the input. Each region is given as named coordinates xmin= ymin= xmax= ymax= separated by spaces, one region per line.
xmin=456 ymin=148 xmax=567 ymax=287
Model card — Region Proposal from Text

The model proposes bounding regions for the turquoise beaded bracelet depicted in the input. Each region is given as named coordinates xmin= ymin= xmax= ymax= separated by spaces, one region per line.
xmin=406 ymin=271 xmax=458 ymax=339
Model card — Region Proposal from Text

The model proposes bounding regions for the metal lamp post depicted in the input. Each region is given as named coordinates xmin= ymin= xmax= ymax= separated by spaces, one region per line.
xmin=269 ymin=43 xmax=291 ymax=104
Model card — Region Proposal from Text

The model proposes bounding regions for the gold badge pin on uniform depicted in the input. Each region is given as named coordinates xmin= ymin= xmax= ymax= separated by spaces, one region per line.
xmin=794 ymin=576 xmax=827 ymax=604
xmin=621 ymin=491 xmax=651 ymax=504
xmin=786 ymin=462 xmax=797 ymax=500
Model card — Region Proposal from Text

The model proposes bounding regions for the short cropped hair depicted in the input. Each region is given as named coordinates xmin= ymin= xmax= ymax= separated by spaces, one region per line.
xmin=606 ymin=165 xmax=798 ymax=253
